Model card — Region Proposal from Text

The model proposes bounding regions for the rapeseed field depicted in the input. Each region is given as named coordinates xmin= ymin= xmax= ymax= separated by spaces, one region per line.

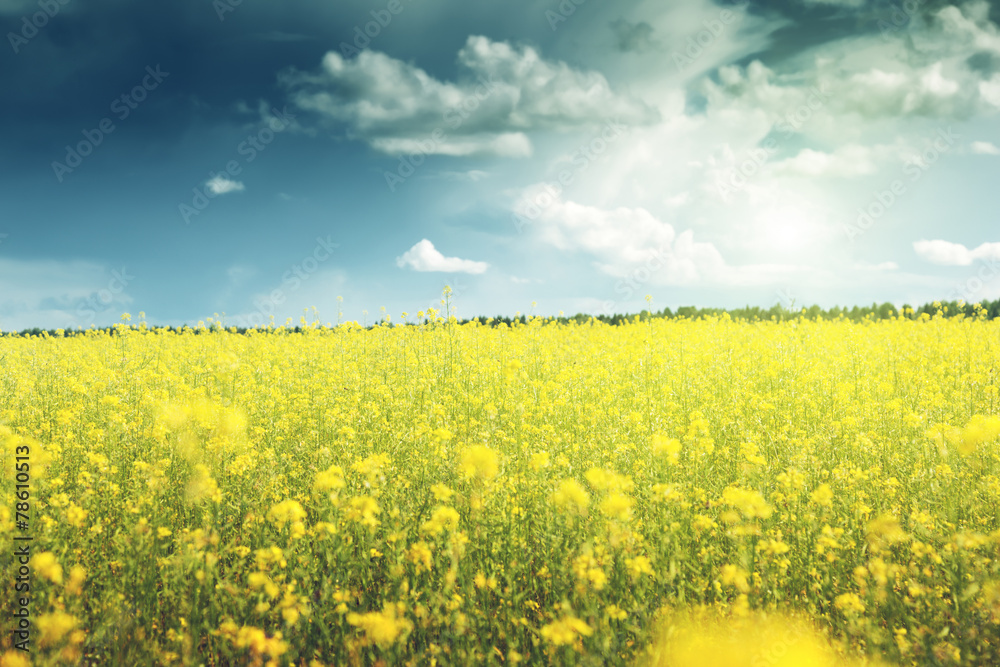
xmin=2 ymin=307 xmax=999 ymax=665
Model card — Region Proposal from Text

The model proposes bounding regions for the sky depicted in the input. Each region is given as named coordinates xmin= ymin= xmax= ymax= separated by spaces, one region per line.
xmin=1 ymin=0 xmax=999 ymax=330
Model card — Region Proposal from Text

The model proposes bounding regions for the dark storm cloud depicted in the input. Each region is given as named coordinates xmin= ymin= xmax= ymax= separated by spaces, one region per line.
xmin=0 ymin=0 xmax=345 ymax=151
xmin=732 ymin=0 xmax=1000 ymax=68
xmin=609 ymin=18 xmax=659 ymax=53
xmin=967 ymin=50 xmax=1000 ymax=76
xmin=6 ymin=0 xmax=941 ymax=159
xmin=0 ymin=0 xmax=661 ymax=162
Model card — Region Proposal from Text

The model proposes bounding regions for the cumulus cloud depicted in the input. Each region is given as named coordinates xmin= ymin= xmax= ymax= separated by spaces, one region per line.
xmin=769 ymin=144 xmax=884 ymax=178
xmin=971 ymin=140 xmax=1000 ymax=154
xmin=936 ymin=3 xmax=1000 ymax=55
xmin=704 ymin=59 xmax=979 ymax=122
xmin=370 ymin=133 xmax=531 ymax=158
xmin=396 ymin=240 xmax=489 ymax=274
xmin=913 ymin=239 xmax=1000 ymax=266
xmin=518 ymin=187 xmax=802 ymax=286
xmin=281 ymin=35 xmax=658 ymax=156
xmin=206 ymin=176 xmax=245 ymax=195
xmin=702 ymin=5 xmax=1000 ymax=125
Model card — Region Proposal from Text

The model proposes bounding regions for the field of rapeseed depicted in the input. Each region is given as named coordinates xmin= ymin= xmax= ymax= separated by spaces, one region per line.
xmin=2 ymin=308 xmax=1000 ymax=666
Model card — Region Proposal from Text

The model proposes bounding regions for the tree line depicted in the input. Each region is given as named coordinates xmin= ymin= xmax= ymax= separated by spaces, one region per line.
xmin=5 ymin=298 xmax=1000 ymax=337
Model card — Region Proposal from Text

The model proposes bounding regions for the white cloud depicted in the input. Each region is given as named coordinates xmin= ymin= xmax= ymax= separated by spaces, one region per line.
xmin=769 ymin=145 xmax=883 ymax=178
xmin=914 ymin=239 xmax=1000 ymax=266
xmin=282 ymin=36 xmax=658 ymax=157
xmin=370 ymin=133 xmax=532 ymax=158
xmin=937 ymin=3 xmax=1000 ymax=54
xmin=206 ymin=176 xmax=245 ymax=195
xmin=980 ymin=74 xmax=1000 ymax=108
xmin=396 ymin=240 xmax=489 ymax=274
xmin=705 ymin=58 xmax=977 ymax=123
xmin=537 ymin=0 xmax=1000 ymax=301
xmin=702 ymin=3 xmax=1000 ymax=127
xmin=971 ymin=140 xmax=1000 ymax=155
xmin=519 ymin=187 xmax=805 ymax=286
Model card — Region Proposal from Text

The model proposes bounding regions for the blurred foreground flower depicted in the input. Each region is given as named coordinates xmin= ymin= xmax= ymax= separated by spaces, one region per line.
xmin=644 ymin=608 xmax=884 ymax=667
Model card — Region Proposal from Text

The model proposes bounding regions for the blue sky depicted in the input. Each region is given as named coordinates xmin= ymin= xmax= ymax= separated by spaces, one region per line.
xmin=2 ymin=0 xmax=999 ymax=329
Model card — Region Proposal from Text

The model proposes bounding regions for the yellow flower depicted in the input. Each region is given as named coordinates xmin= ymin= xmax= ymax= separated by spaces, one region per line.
xmin=36 ymin=612 xmax=77 ymax=647
xmin=421 ymin=506 xmax=461 ymax=536
xmin=459 ymin=445 xmax=499 ymax=481
xmin=529 ymin=451 xmax=551 ymax=471
xmin=540 ymin=614 xmax=593 ymax=646
xmin=572 ymin=550 xmax=607 ymax=590
xmin=255 ymin=546 xmax=286 ymax=570
xmin=809 ymin=483 xmax=834 ymax=508
xmin=600 ymin=492 xmax=634 ymax=521
xmin=430 ymin=483 xmax=455 ymax=502
xmin=651 ymin=434 xmax=682 ymax=464
xmin=777 ymin=468 xmax=806 ymax=491
xmin=648 ymin=611 xmax=865 ymax=666
xmin=552 ymin=479 xmax=590 ymax=513
xmin=584 ymin=467 xmax=633 ymax=492
xmin=431 ymin=427 xmax=453 ymax=443
xmin=0 ymin=650 xmax=31 ymax=667
xmin=958 ymin=415 xmax=1000 ymax=455
xmin=313 ymin=464 xmax=346 ymax=494
xmin=650 ymin=483 xmax=684 ymax=503
xmin=625 ymin=555 xmax=654 ymax=578
xmin=65 ymin=503 xmax=88 ymax=528
xmin=721 ymin=486 xmax=773 ymax=519
xmin=229 ymin=625 xmax=288 ymax=660
xmin=352 ymin=453 xmax=390 ymax=484
xmin=268 ymin=500 xmax=307 ymax=539
xmin=816 ymin=524 xmax=845 ymax=560
xmin=834 ymin=592 xmax=865 ymax=615
xmin=346 ymin=496 xmax=381 ymax=529
xmin=347 ymin=606 xmax=413 ymax=647
xmin=693 ymin=514 xmax=717 ymax=532
xmin=269 ymin=499 xmax=306 ymax=524
xmin=66 ymin=565 xmax=87 ymax=596
xmin=32 ymin=551 xmax=63 ymax=584
xmin=719 ymin=564 xmax=750 ymax=593
xmin=761 ymin=539 xmax=790 ymax=557
xmin=407 ymin=541 xmax=433 ymax=572
xmin=605 ymin=605 xmax=628 ymax=621
xmin=186 ymin=464 xmax=222 ymax=504
xmin=248 ymin=572 xmax=280 ymax=599
xmin=866 ymin=515 xmax=908 ymax=551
